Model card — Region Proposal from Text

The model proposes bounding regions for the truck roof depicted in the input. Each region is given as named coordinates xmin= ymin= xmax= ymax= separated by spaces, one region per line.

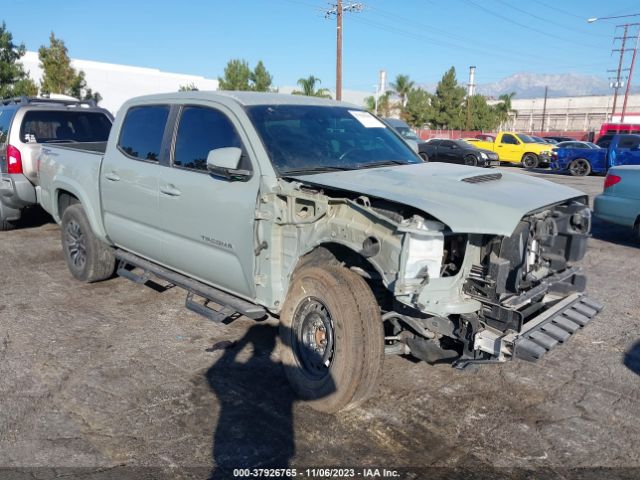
xmin=124 ymin=90 xmax=359 ymax=108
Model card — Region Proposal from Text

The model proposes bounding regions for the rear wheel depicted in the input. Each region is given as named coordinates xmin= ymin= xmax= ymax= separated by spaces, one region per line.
xmin=521 ymin=153 xmax=539 ymax=169
xmin=61 ymin=204 xmax=116 ymax=282
xmin=568 ymin=158 xmax=591 ymax=177
xmin=419 ymin=152 xmax=429 ymax=162
xmin=279 ymin=265 xmax=384 ymax=413
xmin=0 ymin=203 xmax=18 ymax=231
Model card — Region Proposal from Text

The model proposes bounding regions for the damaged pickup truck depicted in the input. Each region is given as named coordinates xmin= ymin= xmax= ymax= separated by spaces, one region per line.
xmin=37 ymin=92 xmax=602 ymax=412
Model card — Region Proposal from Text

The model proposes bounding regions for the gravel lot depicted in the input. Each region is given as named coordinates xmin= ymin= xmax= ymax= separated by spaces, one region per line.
xmin=0 ymin=167 xmax=638 ymax=479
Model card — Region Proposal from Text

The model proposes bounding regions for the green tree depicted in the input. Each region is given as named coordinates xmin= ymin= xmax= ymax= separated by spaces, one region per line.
xmin=179 ymin=83 xmax=199 ymax=91
xmin=250 ymin=61 xmax=273 ymax=92
xmin=218 ymin=59 xmax=252 ymax=91
xmin=390 ymin=74 xmax=415 ymax=109
xmin=428 ymin=67 xmax=466 ymax=129
xmin=494 ymin=91 xmax=517 ymax=127
xmin=364 ymin=91 xmax=392 ymax=116
xmin=0 ymin=22 xmax=38 ymax=98
xmin=466 ymin=94 xmax=501 ymax=131
xmin=403 ymin=87 xmax=432 ymax=128
xmin=292 ymin=75 xmax=331 ymax=98
xmin=38 ymin=33 xmax=99 ymax=101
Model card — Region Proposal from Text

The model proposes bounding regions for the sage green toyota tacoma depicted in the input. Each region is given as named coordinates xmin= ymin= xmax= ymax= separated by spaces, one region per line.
xmin=37 ymin=92 xmax=602 ymax=412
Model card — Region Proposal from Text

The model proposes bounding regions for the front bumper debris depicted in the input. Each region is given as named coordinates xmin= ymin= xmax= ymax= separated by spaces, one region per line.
xmin=511 ymin=294 xmax=603 ymax=362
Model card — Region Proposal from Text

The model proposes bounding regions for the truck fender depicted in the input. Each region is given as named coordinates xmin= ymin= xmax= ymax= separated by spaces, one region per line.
xmin=52 ymin=180 xmax=109 ymax=243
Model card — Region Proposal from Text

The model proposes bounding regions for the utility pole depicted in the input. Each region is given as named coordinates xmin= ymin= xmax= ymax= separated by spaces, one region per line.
xmin=325 ymin=1 xmax=364 ymax=101
xmin=610 ymin=24 xmax=630 ymax=119
xmin=621 ymin=26 xmax=640 ymax=122
xmin=540 ymin=86 xmax=548 ymax=133
xmin=589 ymin=14 xmax=640 ymax=122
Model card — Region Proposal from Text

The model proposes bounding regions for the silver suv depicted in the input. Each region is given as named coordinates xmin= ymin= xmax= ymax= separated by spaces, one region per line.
xmin=0 ymin=96 xmax=112 ymax=230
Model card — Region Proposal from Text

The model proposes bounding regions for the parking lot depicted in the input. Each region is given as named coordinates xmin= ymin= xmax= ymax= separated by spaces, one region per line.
xmin=0 ymin=167 xmax=639 ymax=479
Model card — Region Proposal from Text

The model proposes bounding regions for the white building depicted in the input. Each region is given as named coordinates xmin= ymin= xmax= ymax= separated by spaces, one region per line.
xmin=490 ymin=94 xmax=640 ymax=133
xmin=20 ymin=51 xmax=370 ymax=114
xmin=21 ymin=51 xmax=219 ymax=114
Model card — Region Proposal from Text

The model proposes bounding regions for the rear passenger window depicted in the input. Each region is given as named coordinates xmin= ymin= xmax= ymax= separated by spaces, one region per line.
xmin=173 ymin=106 xmax=243 ymax=172
xmin=118 ymin=105 xmax=169 ymax=162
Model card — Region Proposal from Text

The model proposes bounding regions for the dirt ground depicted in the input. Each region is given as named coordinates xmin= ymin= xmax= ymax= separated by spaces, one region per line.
xmin=0 ymin=167 xmax=638 ymax=479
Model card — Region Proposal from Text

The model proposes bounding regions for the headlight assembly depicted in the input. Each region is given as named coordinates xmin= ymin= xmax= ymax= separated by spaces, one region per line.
xmin=480 ymin=152 xmax=488 ymax=159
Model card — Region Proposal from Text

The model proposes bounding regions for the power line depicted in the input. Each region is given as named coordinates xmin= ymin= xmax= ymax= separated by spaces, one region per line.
xmin=495 ymin=0 xmax=609 ymax=38
xmin=463 ymin=0 xmax=604 ymax=49
xmin=528 ymin=0 xmax=587 ymax=20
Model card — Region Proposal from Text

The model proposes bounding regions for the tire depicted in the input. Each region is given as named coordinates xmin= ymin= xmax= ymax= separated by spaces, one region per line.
xmin=61 ymin=204 xmax=116 ymax=283
xmin=634 ymin=217 xmax=640 ymax=244
xmin=279 ymin=265 xmax=384 ymax=413
xmin=521 ymin=153 xmax=539 ymax=169
xmin=0 ymin=203 xmax=18 ymax=231
xmin=419 ymin=152 xmax=429 ymax=162
xmin=0 ymin=219 xmax=17 ymax=231
xmin=568 ymin=158 xmax=591 ymax=177
xmin=464 ymin=155 xmax=478 ymax=167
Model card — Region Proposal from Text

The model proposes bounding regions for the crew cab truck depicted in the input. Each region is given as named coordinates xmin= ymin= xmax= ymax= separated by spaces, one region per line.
xmin=552 ymin=134 xmax=640 ymax=177
xmin=38 ymin=92 xmax=602 ymax=413
xmin=0 ymin=96 xmax=112 ymax=230
xmin=471 ymin=132 xmax=554 ymax=168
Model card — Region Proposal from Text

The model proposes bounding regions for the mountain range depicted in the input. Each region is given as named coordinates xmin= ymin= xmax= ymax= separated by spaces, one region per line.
xmin=423 ymin=72 xmax=640 ymax=99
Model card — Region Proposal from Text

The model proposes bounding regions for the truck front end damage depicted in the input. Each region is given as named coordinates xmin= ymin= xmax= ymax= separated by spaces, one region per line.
xmin=265 ymin=165 xmax=602 ymax=368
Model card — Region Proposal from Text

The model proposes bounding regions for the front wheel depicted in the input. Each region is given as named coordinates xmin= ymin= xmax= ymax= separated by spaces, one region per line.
xmin=464 ymin=155 xmax=478 ymax=167
xmin=61 ymin=204 xmax=116 ymax=283
xmin=279 ymin=265 xmax=384 ymax=413
xmin=419 ymin=152 xmax=429 ymax=162
xmin=568 ymin=158 xmax=591 ymax=177
xmin=521 ymin=153 xmax=539 ymax=169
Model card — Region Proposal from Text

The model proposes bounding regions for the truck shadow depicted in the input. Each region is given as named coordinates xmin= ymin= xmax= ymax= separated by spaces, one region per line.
xmin=624 ymin=340 xmax=640 ymax=376
xmin=205 ymin=323 xmax=335 ymax=479
xmin=14 ymin=206 xmax=55 ymax=229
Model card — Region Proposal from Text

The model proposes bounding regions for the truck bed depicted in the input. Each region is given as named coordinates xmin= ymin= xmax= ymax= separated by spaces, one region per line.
xmin=37 ymin=142 xmax=107 ymax=239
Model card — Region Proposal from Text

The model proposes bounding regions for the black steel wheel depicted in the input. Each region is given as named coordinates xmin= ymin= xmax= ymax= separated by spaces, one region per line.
xmin=568 ymin=158 xmax=592 ymax=177
xmin=292 ymin=297 xmax=335 ymax=381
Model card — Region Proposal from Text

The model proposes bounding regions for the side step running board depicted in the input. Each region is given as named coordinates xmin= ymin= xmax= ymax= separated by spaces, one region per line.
xmin=115 ymin=249 xmax=266 ymax=322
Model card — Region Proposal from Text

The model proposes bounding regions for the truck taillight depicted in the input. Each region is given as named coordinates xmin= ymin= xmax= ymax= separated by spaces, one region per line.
xmin=604 ymin=173 xmax=621 ymax=189
xmin=7 ymin=145 xmax=23 ymax=174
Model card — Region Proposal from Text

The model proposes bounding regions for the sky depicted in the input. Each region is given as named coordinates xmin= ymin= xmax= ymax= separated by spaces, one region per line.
xmin=3 ymin=0 xmax=640 ymax=93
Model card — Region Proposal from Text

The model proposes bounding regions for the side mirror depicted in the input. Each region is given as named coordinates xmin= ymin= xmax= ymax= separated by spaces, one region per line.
xmin=206 ymin=147 xmax=251 ymax=181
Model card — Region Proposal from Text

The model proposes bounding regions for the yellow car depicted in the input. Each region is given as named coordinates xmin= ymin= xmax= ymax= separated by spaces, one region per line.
xmin=471 ymin=132 xmax=554 ymax=168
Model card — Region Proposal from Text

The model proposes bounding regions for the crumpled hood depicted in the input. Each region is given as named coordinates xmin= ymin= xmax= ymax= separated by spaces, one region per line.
xmin=295 ymin=163 xmax=585 ymax=236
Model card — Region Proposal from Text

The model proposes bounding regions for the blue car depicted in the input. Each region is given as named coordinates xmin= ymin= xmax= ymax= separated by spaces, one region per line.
xmin=594 ymin=166 xmax=640 ymax=241
xmin=552 ymin=134 xmax=640 ymax=176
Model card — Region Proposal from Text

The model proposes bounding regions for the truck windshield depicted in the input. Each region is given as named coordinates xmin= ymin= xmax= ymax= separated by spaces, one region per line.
xmin=246 ymin=105 xmax=420 ymax=175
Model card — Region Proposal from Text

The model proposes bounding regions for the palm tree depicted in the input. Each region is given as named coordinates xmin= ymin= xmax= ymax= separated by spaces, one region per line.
xmin=390 ymin=74 xmax=415 ymax=108
xmin=292 ymin=75 xmax=332 ymax=98
xmin=495 ymin=92 xmax=517 ymax=128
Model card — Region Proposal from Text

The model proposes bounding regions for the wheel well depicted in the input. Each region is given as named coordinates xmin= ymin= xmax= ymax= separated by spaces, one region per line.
xmin=57 ymin=191 xmax=79 ymax=219
xmin=521 ymin=152 xmax=537 ymax=160
xmin=299 ymin=243 xmax=393 ymax=309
